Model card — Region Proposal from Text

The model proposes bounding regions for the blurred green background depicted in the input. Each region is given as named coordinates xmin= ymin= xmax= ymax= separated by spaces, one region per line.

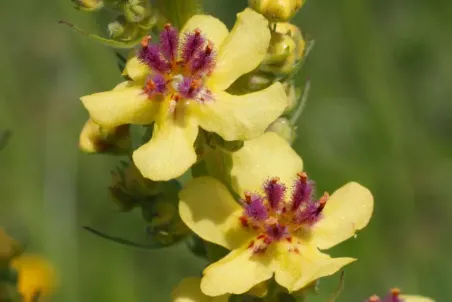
xmin=1 ymin=0 xmax=451 ymax=301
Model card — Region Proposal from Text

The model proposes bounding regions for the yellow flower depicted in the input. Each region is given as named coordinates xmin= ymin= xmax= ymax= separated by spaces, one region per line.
xmin=367 ymin=289 xmax=435 ymax=302
xmin=172 ymin=277 xmax=229 ymax=302
xmin=81 ymin=8 xmax=288 ymax=181
xmin=11 ymin=254 xmax=57 ymax=302
xmin=249 ymin=0 xmax=304 ymax=22
xmin=171 ymin=277 xmax=267 ymax=301
xmin=179 ymin=132 xmax=373 ymax=296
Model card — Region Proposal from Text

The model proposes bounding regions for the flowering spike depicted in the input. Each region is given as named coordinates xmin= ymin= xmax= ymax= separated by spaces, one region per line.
xmin=160 ymin=24 xmax=179 ymax=62
xmin=138 ymin=42 xmax=170 ymax=74
xmin=291 ymin=172 xmax=314 ymax=210
xmin=264 ymin=177 xmax=286 ymax=209
xmin=181 ymin=29 xmax=205 ymax=64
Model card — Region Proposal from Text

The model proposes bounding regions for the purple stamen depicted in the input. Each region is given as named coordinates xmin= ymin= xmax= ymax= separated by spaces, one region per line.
xmin=177 ymin=77 xmax=201 ymax=99
xmin=160 ymin=24 xmax=179 ymax=62
xmin=181 ymin=30 xmax=206 ymax=64
xmin=144 ymin=74 xmax=167 ymax=97
xmin=382 ymin=290 xmax=404 ymax=302
xmin=265 ymin=224 xmax=288 ymax=241
xmin=293 ymin=202 xmax=321 ymax=225
xmin=152 ymin=74 xmax=167 ymax=93
xmin=138 ymin=44 xmax=170 ymax=74
xmin=264 ymin=177 xmax=286 ymax=210
xmin=190 ymin=42 xmax=215 ymax=76
xmin=244 ymin=195 xmax=268 ymax=221
xmin=291 ymin=173 xmax=314 ymax=211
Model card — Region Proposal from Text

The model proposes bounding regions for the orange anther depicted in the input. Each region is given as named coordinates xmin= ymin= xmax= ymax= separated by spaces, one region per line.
xmin=248 ymin=240 xmax=255 ymax=249
xmin=318 ymin=192 xmax=329 ymax=212
xmin=244 ymin=192 xmax=252 ymax=203
xmin=297 ymin=172 xmax=307 ymax=182
xmin=271 ymin=177 xmax=280 ymax=184
xmin=205 ymin=41 xmax=214 ymax=55
xmin=391 ymin=288 xmax=401 ymax=297
xmin=141 ymin=35 xmax=151 ymax=48
xmin=164 ymin=23 xmax=172 ymax=30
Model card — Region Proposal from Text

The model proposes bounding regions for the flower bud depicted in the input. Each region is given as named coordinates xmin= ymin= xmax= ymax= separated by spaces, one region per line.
xmin=124 ymin=0 xmax=149 ymax=23
xmin=204 ymin=132 xmax=244 ymax=153
xmin=109 ymin=161 xmax=163 ymax=211
xmin=73 ymin=0 xmax=104 ymax=11
xmin=143 ymin=181 xmax=190 ymax=245
xmin=261 ymin=23 xmax=306 ymax=76
xmin=266 ymin=118 xmax=295 ymax=143
xmin=79 ymin=119 xmax=131 ymax=154
xmin=248 ymin=0 xmax=304 ymax=22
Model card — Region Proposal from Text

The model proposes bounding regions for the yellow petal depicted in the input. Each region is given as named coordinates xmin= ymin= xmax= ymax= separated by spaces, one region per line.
xmin=122 ymin=52 xmax=149 ymax=81
xmin=172 ymin=277 xmax=229 ymax=302
xmin=194 ymin=82 xmax=287 ymax=141
xmin=208 ymin=8 xmax=271 ymax=90
xmin=133 ymin=117 xmax=199 ymax=181
xmin=11 ymin=254 xmax=57 ymax=301
xmin=201 ymin=247 xmax=273 ymax=296
xmin=179 ymin=177 xmax=253 ymax=250
xmin=230 ymin=132 xmax=303 ymax=195
xmin=401 ymin=295 xmax=435 ymax=302
xmin=181 ymin=15 xmax=229 ymax=48
xmin=273 ymin=242 xmax=354 ymax=292
xmin=310 ymin=182 xmax=374 ymax=250
xmin=81 ymin=83 xmax=157 ymax=128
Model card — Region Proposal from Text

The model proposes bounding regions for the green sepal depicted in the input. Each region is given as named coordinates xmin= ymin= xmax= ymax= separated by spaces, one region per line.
xmin=186 ymin=235 xmax=208 ymax=260
xmin=204 ymin=132 xmax=244 ymax=153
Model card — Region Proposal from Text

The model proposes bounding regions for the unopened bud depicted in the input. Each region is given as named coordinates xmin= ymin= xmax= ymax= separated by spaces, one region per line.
xmin=79 ymin=119 xmax=131 ymax=154
xmin=73 ymin=0 xmax=104 ymax=11
xmin=143 ymin=181 xmax=190 ymax=245
xmin=108 ymin=20 xmax=125 ymax=39
xmin=107 ymin=16 xmax=144 ymax=42
xmin=205 ymin=132 xmax=244 ymax=153
xmin=249 ymin=0 xmax=304 ymax=22
xmin=124 ymin=0 xmax=149 ymax=23
xmin=266 ymin=118 xmax=295 ymax=143
xmin=227 ymin=71 xmax=274 ymax=94
xmin=261 ymin=23 xmax=306 ymax=76
xmin=110 ymin=161 xmax=163 ymax=211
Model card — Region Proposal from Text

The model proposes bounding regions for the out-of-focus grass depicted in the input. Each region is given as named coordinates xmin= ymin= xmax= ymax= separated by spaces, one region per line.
xmin=0 ymin=0 xmax=451 ymax=301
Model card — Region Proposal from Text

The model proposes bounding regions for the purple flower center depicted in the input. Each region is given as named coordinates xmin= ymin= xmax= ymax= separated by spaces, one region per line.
xmin=240 ymin=172 xmax=329 ymax=254
xmin=137 ymin=25 xmax=215 ymax=105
